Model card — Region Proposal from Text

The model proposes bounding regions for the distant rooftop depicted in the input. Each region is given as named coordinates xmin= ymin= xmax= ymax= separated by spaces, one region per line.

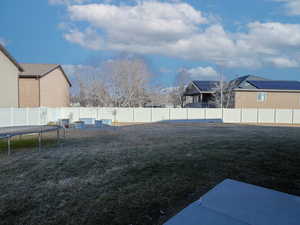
xmin=19 ymin=63 xmax=72 ymax=87
xmin=247 ymin=80 xmax=300 ymax=91
xmin=193 ymin=81 xmax=220 ymax=92
xmin=19 ymin=63 xmax=59 ymax=77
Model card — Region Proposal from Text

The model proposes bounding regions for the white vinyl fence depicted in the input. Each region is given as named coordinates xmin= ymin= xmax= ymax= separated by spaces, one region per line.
xmin=1 ymin=107 xmax=300 ymax=127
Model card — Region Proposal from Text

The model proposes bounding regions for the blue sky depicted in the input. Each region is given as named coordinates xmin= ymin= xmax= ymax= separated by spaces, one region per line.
xmin=1 ymin=0 xmax=300 ymax=87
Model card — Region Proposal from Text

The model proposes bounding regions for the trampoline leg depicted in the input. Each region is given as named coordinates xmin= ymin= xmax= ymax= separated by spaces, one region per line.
xmin=38 ymin=132 xmax=42 ymax=151
xmin=57 ymin=129 xmax=60 ymax=145
xmin=7 ymin=137 xmax=11 ymax=156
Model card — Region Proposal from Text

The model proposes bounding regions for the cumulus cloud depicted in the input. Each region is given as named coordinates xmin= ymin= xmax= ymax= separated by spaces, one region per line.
xmin=59 ymin=1 xmax=300 ymax=69
xmin=187 ymin=66 xmax=218 ymax=79
xmin=64 ymin=27 xmax=103 ymax=50
xmin=274 ymin=0 xmax=300 ymax=15
xmin=265 ymin=57 xmax=299 ymax=68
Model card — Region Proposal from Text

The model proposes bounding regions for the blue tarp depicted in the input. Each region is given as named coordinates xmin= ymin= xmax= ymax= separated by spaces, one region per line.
xmin=164 ymin=179 xmax=300 ymax=225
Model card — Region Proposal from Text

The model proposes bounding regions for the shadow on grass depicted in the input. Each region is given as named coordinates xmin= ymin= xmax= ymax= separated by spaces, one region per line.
xmin=0 ymin=136 xmax=58 ymax=155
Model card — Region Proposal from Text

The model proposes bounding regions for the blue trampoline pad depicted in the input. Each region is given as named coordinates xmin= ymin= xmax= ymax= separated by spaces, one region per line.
xmin=164 ymin=179 xmax=300 ymax=225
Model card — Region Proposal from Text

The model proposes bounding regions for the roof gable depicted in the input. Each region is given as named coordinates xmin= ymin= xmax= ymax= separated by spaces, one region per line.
xmin=0 ymin=44 xmax=23 ymax=72
xmin=193 ymin=80 xmax=220 ymax=92
xmin=19 ymin=63 xmax=71 ymax=87
xmin=19 ymin=63 xmax=59 ymax=76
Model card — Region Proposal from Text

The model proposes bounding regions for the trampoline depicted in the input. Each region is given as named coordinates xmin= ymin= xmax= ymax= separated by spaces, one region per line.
xmin=0 ymin=125 xmax=64 ymax=155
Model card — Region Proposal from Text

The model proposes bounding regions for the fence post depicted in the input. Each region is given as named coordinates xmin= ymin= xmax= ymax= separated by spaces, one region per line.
xmin=186 ymin=108 xmax=188 ymax=120
xmin=26 ymin=108 xmax=29 ymax=125
xmin=39 ymin=107 xmax=41 ymax=125
xmin=222 ymin=108 xmax=224 ymax=122
xmin=240 ymin=108 xmax=243 ymax=123
xmin=274 ymin=109 xmax=277 ymax=124
xmin=204 ymin=108 xmax=207 ymax=120
xmin=133 ymin=107 xmax=135 ymax=123
xmin=257 ymin=108 xmax=259 ymax=124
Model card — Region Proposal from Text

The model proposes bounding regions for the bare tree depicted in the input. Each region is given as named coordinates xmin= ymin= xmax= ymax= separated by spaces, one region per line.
xmin=210 ymin=79 xmax=235 ymax=108
xmin=104 ymin=57 xmax=152 ymax=107
xmin=169 ymin=68 xmax=191 ymax=107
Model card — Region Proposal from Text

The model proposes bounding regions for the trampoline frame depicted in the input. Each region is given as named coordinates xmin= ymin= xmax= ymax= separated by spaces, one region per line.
xmin=0 ymin=125 xmax=65 ymax=155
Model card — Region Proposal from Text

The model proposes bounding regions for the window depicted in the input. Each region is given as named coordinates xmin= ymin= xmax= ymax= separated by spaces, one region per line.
xmin=257 ymin=92 xmax=267 ymax=102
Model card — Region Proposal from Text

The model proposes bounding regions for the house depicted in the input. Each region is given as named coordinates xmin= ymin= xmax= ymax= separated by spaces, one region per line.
xmin=0 ymin=44 xmax=23 ymax=107
xmin=183 ymin=81 xmax=220 ymax=108
xmin=19 ymin=63 xmax=71 ymax=107
xmin=234 ymin=80 xmax=300 ymax=109
xmin=0 ymin=44 xmax=71 ymax=108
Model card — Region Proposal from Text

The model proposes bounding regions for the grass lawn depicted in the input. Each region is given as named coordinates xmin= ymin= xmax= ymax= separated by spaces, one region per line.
xmin=0 ymin=123 xmax=300 ymax=225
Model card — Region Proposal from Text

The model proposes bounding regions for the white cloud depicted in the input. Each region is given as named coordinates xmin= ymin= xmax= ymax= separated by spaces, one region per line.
xmin=265 ymin=57 xmax=299 ymax=68
xmin=64 ymin=27 xmax=103 ymax=50
xmin=68 ymin=1 xmax=207 ymax=42
xmin=187 ymin=66 xmax=218 ymax=79
xmin=59 ymin=1 xmax=300 ymax=69
xmin=274 ymin=0 xmax=300 ymax=15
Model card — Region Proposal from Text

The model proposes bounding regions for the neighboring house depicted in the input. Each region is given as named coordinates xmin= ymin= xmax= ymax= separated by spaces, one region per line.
xmin=19 ymin=63 xmax=71 ymax=107
xmin=234 ymin=80 xmax=300 ymax=109
xmin=0 ymin=44 xmax=23 ymax=107
xmin=0 ymin=44 xmax=71 ymax=108
xmin=183 ymin=81 xmax=220 ymax=108
xmin=226 ymin=75 xmax=269 ymax=107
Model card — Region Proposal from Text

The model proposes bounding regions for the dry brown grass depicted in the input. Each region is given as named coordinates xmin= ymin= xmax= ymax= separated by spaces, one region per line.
xmin=0 ymin=122 xmax=300 ymax=225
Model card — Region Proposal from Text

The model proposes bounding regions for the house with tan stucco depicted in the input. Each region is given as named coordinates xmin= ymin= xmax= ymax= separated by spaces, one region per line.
xmin=19 ymin=63 xmax=71 ymax=107
xmin=0 ymin=44 xmax=24 ymax=107
xmin=234 ymin=80 xmax=300 ymax=109
xmin=0 ymin=44 xmax=71 ymax=108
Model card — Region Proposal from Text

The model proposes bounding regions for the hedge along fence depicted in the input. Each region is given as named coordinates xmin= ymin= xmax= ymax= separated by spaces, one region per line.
xmin=1 ymin=107 xmax=300 ymax=127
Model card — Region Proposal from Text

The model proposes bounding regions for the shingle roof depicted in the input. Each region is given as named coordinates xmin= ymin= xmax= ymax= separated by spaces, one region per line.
xmin=0 ymin=44 xmax=23 ymax=72
xmin=19 ymin=63 xmax=59 ymax=76
xmin=19 ymin=63 xmax=72 ymax=87
xmin=247 ymin=80 xmax=300 ymax=90
xmin=193 ymin=81 xmax=220 ymax=92
xmin=230 ymin=75 xmax=268 ymax=88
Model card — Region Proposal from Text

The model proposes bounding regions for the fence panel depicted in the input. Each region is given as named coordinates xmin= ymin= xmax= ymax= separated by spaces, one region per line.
xmin=170 ymin=108 xmax=187 ymax=120
xmin=27 ymin=108 xmax=41 ymax=125
xmin=223 ymin=109 xmax=241 ymax=123
xmin=151 ymin=108 xmax=170 ymax=122
xmin=187 ymin=108 xmax=205 ymax=120
xmin=258 ymin=109 xmax=275 ymax=123
xmin=47 ymin=108 xmax=61 ymax=123
xmin=78 ymin=108 xmax=98 ymax=119
xmin=0 ymin=108 xmax=11 ymax=127
xmin=206 ymin=108 xmax=222 ymax=119
xmin=100 ymin=108 xmax=116 ymax=122
xmin=12 ymin=108 xmax=27 ymax=126
xmin=134 ymin=108 xmax=152 ymax=122
xmin=241 ymin=108 xmax=258 ymax=123
xmin=0 ymin=107 xmax=299 ymax=127
xmin=275 ymin=109 xmax=293 ymax=124
xmin=115 ymin=108 xmax=134 ymax=123
xmin=293 ymin=110 xmax=300 ymax=124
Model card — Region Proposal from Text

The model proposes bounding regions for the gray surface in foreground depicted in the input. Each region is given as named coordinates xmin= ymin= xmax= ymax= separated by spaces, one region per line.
xmin=164 ymin=179 xmax=300 ymax=225
xmin=0 ymin=126 xmax=60 ymax=139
